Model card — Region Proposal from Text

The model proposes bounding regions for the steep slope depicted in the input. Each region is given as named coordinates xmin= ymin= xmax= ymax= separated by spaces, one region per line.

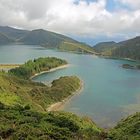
xmin=0 ymin=26 xmax=95 ymax=54
xmin=112 ymin=36 xmax=140 ymax=60
xmin=0 ymin=71 xmax=81 ymax=112
xmin=0 ymin=26 xmax=29 ymax=40
xmin=94 ymin=41 xmax=118 ymax=55
xmin=19 ymin=29 xmax=95 ymax=54
xmin=0 ymin=32 xmax=13 ymax=44
xmin=19 ymin=29 xmax=75 ymax=46
xmin=108 ymin=112 xmax=140 ymax=140
xmin=0 ymin=104 xmax=102 ymax=140
xmin=94 ymin=36 xmax=140 ymax=60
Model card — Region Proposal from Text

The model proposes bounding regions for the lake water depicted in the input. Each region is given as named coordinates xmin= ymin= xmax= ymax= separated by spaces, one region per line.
xmin=0 ymin=44 xmax=140 ymax=128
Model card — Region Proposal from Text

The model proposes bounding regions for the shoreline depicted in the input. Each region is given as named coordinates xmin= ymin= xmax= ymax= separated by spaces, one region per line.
xmin=0 ymin=64 xmax=21 ymax=69
xmin=47 ymin=79 xmax=84 ymax=112
xmin=30 ymin=64 xmax=70 ymax=79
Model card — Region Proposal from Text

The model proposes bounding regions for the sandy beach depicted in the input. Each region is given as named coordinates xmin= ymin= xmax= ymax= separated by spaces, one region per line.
xmin=0 ymin=64 xmax=21 ymax=69
xmin=30 ymin=64 xmax=70 ymax=79
xmin=47 ymin=79 xmax=84 ymax=112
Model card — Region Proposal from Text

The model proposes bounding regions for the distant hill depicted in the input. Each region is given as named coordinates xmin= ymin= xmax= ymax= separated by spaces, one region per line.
xmin=0 ymin=32 xmax=13 ymax=44
xmin=112 ymin=36 xmax=140 ymax=60
xmin=0 ymin=26 xmax=29 ymax=40
xmin=19 ymin=29 xmax=76 ymax=46
xmin=94 ymin=36 xmax=140 ymax=60
xmin=0 ymin=26 xmax=95 ymax=54
xmin=94 ymin=41 xmax=118 ymax=55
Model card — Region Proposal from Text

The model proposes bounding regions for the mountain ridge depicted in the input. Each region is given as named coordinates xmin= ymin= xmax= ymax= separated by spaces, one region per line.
xmin=0 ymin=26 xmax=95 ymax=54
xmin=93 ymin=36 xmax=140 ymax=60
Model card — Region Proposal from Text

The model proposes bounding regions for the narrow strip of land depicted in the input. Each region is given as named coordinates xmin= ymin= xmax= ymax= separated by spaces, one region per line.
xmin=47 ymin=79 xmax=84 ymax=111
xmin=30 ymin=64 xmax=70 ymax=79
xmin=0 ymin=64 xmax=21 ymax=69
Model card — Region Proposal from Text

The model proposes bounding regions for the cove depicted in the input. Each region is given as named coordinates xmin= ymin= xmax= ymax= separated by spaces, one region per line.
xmin=0 ymin=44 xmax=140 ymax=128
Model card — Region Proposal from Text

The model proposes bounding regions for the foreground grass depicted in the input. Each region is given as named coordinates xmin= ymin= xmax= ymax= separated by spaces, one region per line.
xmin=0 ymin=103 xmax=103 ymax=140
xmin=107 ymin=112 xmax=140 ymax=140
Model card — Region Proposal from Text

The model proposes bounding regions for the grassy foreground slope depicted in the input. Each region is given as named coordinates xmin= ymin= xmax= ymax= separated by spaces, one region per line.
xmin=107 ymin=112 xmax=140 ymax=140
xmin=0 ymin=71 xmax=81 ymax=112
xmin=0 ymin=104 xmax=102 ymax=140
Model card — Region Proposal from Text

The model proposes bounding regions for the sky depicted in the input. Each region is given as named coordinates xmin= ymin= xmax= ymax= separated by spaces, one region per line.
xmin=0 ymin=0 xmax=140 ymax=45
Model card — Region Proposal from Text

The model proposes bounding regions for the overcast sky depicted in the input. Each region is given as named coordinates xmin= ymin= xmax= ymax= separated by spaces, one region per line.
xmin=0 ymin=0 xmax=140 ymax=44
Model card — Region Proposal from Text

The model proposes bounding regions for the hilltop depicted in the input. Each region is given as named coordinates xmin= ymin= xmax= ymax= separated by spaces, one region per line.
xmin=94 ymin=36 xmax=140 ymax=60
xmin=0 ymin=26 xmax=95 ymax=54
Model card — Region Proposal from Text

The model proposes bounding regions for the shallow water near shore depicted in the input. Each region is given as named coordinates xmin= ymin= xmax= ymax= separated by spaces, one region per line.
xmin=0 ymin=44 xmax=140 ymax=128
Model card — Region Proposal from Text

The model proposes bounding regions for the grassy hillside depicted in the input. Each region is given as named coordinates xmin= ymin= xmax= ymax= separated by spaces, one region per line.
xmin=112 ymin=36 xmax=140 ymax=60
xmin=59 ymin=42 xmax=96 ymax=54
xmin=94 ymin=36 xmax=140 ymax=60
xmin=0 ymin=26 xmax=29 ymax=40
xmin=9 ymin=57 xmax=67 ymax=79
xmin=0 ymin=32 xmax=13 ymax=45
xmin=94 ymin=41 xmax=118 ymax=56
xmin=108 ymin=112 xmax=140 ymax=140
xmin=0 ymin=26 xmax=95 ymax=54
xmin=0 ymin=104 xmax=102 ymax=140
xmin=0 ymin=71 xmax=81 ymax=112
xmin=19 ymin=29 xmax=77 ymax=46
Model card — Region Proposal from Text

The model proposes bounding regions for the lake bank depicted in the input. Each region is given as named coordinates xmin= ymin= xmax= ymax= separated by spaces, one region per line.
xmin=47 ymin=79 xmax=84 ymax=112
xmin=30 ymin=64 xmax=70 ymax=79
xmin=0 ymin=64 xmax=21 ymax=70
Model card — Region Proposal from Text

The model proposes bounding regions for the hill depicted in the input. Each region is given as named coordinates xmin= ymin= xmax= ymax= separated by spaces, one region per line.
xmin=0 ymin=103 xmax=102 ymax=140
xmin=0 ymin=26 xmax=95 ymax=54
xmin=0 ymin=32 xmax=13 ymax=44
xmin=9 ymin=57 xmax=67 ymax=79
xmin=94 ymin=36 xmax=140 ymax=60
xmin=112 ymin=36 xmax=140 ymax=60
xmin=94 ymin=41 xmax=118 ymax=55
xmin=108 ymin=112 xmax=140 ymax=140
xmin=0 ymin=26 xmax=29 ymax=40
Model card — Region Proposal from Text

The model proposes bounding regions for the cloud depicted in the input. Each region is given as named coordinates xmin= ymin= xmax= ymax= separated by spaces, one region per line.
xmin=0 ymin=0 xmax=140 ymax=39
xmin=116 ymin=0 xmax=140 ymax=9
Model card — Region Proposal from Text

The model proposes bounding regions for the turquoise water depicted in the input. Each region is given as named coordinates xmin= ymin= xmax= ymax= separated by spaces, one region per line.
xmin=0 ymin=44 xmax=140 ymax=127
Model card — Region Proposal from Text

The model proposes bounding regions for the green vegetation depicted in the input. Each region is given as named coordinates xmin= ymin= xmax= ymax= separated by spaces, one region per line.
xmin=0 ymin=26 xmax=29 ymax=40
xmin=0 ymin=56 xmax=140 ymax=139
xmin=94 ymin=41 xmax=118 ymax=56
xmin=59 ymin=42 xmax=96 ymax=54
xmin=0 ymin=71 xmax=81 ymax=111
xmin=94 ymin=36 xmax=140 ymax=60
xmin=122 ymin=64 xmax=140 ymax=70
xmin=0 ymin=57 xmax=103 ymax=140
xmin=0 ymin=103 xmax=102 ymax=140
xmin=9 ymin=57 xmax=67 ymax=79
xmin=0 ymin=32 xmax=13 ymax=44
xmin=107 ymin=112 xmax=140 ymax=140
xmin=0 ymin=26 xmax=96 ymax=54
